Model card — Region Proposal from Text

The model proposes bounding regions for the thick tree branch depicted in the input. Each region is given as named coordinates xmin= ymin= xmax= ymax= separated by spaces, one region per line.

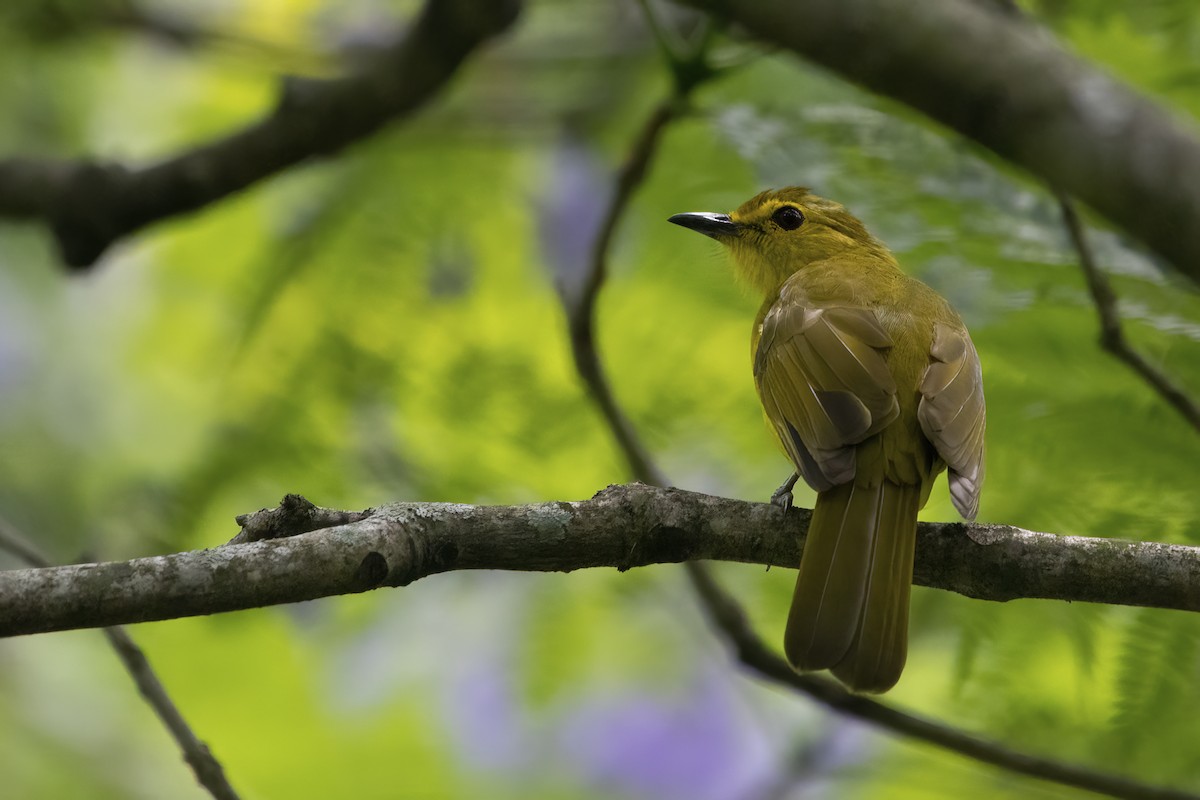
xmin=0 ymin=517 xmax=240 ymax=800
xmin=3 ymin=485 xmax=1199 ymax=638
xmin=0 ymin=0 xmax=519 ymax=269
xmin=674 ymin=0 xmax=1200 ymax=288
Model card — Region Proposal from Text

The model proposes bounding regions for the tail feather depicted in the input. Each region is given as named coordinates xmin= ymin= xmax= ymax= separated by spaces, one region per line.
xmin=831 ymin=482 xmax=919 ymax=692
xmin=784 ymin=479 xmax=920 ymax=693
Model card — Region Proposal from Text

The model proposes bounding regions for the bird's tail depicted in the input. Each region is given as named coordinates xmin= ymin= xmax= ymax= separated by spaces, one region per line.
xmin=783 ymin=478 xmax=920 ymax=693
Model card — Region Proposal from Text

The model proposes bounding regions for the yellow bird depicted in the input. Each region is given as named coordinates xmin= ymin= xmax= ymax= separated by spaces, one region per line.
xmin=670 ymin=188 xmax=985 ymax=693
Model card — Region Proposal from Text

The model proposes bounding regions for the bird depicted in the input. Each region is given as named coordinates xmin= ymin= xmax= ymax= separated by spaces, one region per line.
xmin=669 ymin=187 xmax=985 ymax=693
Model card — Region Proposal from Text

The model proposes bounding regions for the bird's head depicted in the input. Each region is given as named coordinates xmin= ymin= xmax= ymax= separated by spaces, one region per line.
xmin=669 ymin=187 xmax=885 ymax=296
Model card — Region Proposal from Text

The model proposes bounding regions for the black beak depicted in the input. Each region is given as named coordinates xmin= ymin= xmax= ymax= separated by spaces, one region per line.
xmin=668 ymin=212 xmax=739 ymax=240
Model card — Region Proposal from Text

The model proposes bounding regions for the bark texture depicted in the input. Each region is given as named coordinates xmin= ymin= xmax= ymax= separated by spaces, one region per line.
xmin=2 ymin=484 xmax=1197 ymax=638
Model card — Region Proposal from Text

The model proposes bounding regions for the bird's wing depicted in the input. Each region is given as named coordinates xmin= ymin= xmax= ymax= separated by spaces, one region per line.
xmin=754 ymin=298 xmax=900 ymax=492
xmin=917 ymin=322 xmax=986 ymax=520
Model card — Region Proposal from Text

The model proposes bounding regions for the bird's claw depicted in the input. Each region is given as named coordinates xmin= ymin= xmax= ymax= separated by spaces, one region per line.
xmin=770 ymin=486 xmax=793 ymax=512
xmin=770 ymin=472 xmax=800 ymax=512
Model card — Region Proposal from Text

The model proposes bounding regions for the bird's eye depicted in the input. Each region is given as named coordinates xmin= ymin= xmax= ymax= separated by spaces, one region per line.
xmin=772 ymin=206 xmax=804 ymax=231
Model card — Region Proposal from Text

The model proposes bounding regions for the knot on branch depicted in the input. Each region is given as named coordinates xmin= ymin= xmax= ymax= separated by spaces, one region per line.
xmin=354 ymin=551 xmax=390 ymax=589
xmin=231 ymin=494 xmax=374 ymax=544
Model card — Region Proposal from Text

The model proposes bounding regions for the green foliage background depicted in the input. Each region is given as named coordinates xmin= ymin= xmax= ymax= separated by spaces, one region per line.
xmin=1 ymin=1 xmax=1199 ymax=798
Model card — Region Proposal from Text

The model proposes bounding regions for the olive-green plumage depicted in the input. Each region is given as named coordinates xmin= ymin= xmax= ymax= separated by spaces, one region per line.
xmin=669 ymin=188 xmax=985 ymax=693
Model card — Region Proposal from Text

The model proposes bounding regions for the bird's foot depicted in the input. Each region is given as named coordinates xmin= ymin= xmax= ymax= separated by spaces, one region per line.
xmin=770 ymin=473 xmax=800 ymax=512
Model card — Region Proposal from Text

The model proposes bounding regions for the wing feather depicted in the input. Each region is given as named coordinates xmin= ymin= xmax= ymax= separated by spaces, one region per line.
xmin=918 ymin=323 xmax=986 ymax=519
xmin=755 ymin=299 xmax=899 ymax=491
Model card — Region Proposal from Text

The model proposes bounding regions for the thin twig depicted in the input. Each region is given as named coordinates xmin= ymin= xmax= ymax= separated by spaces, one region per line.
xmin=683 ymin=562 xmax=1196 ymax=800
xmin=562 ymin=12 xmax=715 ymax=489
xmin=0 ymin=517 xmax=241 ymax=800
xmin=564 ymin=96 xmax=676 ymax=487
xmin=634 ymin=0 xmax=687 ymax=64
xmin=100 ymin=627 xmax=239 ymax=800
xmin=556 ymin=11 xmax=1198 ymax=799
xmin=0 ymin=518 xmax=51 ymax=569
xmin=1058 ymin=192 xmax=1200 ymax=433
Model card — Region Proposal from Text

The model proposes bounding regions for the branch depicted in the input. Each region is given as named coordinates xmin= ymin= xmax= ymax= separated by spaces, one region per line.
xmin=1057 ymin=193 xmax=1200 ymax=433
xmin=0 ymin=517 xmax=240 ymax=800
xmin=100 ymin=627 xmax=240 ymax=800
xmin=564 ymin=97 xmax=677 ymax=488
xmin=556 ymin=15 xmax=1195 ymax=798
xmin=3 ymin=485 xmax=1200 ymax=638
xmin=561 ymin=20 xmax=715 ymax=488
xmin=0 ymin=0 xmax=520 ymax=269
xmin=684 ymin=563 xmax=1198 ymax=800
xmin=673 ymin=0 xmax=1200 ymax=288
xmin=5 ymin=489 xmax=1196 ymax=798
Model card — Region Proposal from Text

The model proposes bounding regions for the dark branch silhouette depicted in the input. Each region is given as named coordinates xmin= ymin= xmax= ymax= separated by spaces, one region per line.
xmin=0 ymin=0 xmax=519 ymax=269
xmin=675 ymin=0 xmax=1200 ymax=289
